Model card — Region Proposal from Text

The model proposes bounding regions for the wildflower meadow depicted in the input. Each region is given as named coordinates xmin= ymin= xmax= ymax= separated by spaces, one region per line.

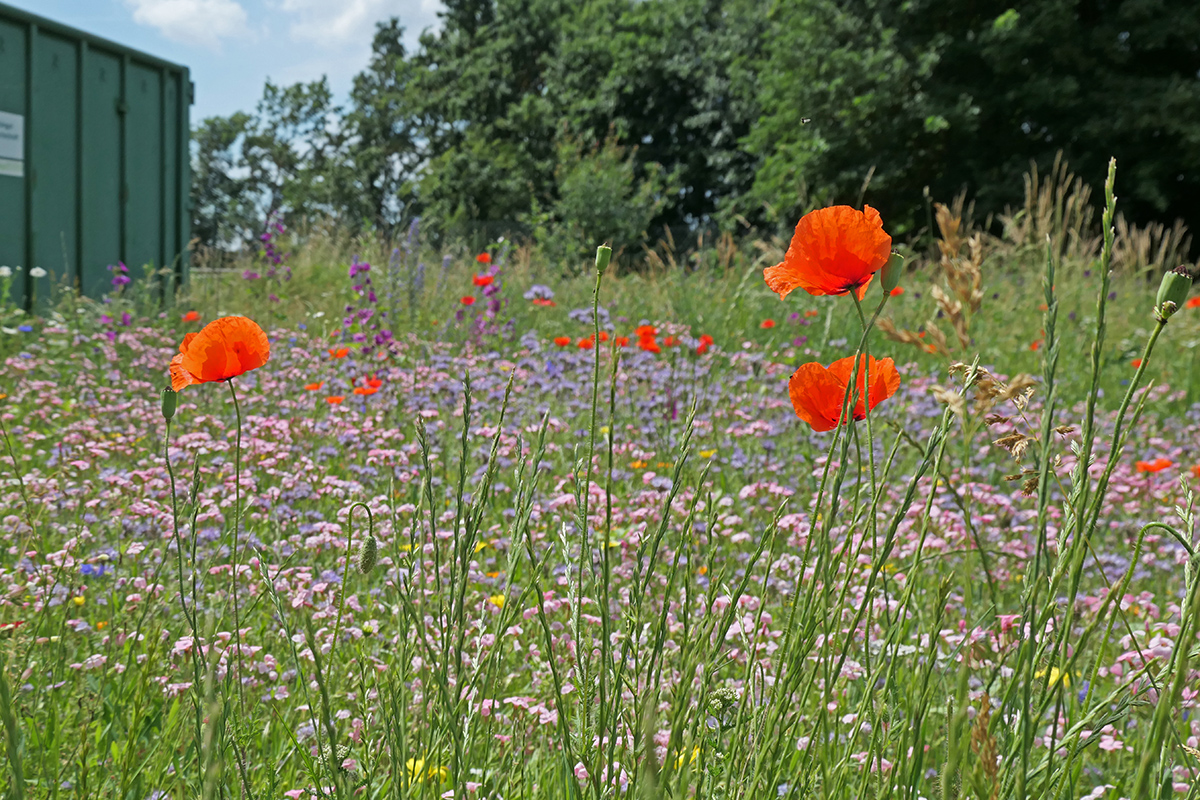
xmin=4 ymin=159 xmax=1200 ymax=800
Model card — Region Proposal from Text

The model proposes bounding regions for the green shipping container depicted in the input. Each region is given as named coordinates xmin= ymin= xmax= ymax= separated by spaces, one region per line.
xmin=0 ymin=2 xmax=190 ymax=307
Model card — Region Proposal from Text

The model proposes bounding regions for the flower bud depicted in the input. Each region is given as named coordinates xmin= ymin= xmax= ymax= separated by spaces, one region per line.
xmin=1155 ymin=265 xmax=1193 ymax=322
xmin=161 ymin=387 xmax=177 ymax=421
xmin=356 ymin=534 xmax=378 ymax=575
xmin=595 ymin=244 xmax=612 ymax=276
xmin=880 ymin=253 xmax=904 ymax=295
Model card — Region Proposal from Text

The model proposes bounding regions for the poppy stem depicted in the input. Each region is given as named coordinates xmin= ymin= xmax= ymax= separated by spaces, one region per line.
xmin=227 ymin=378 xmax=246 ymax=716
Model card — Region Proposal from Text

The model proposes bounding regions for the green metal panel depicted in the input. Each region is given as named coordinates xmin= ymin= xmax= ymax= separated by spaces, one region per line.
xmin=80 ymin=49 xmax=121 ymax=298
xmin=126 ymin=62 xmax=163 ymax=286
xmin=0 ymin=18 xmax=27 ymax=307
xmin=0 ymin=2 xmax=191 ymax=307
xmin=30 ymin=32 xmax=78 ymax=294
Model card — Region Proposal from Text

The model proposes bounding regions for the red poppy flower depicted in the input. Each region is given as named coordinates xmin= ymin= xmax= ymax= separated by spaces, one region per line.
xmin=761 ymin=319 xmax=776 ymax=329
xmin=615 ymin=336 xmax=630 ymax=347
xmin=639 ymin=338 xmax=661 ymax=354
xmin=473 ymin=274 xmax=494 ymax=287
xmin=788 ymin=355 xmax=900 ymax=432
xmin=554 ymin=336 xmax=571 ymax=347
xmin=1131 ymin=358 xmax=1143 ymax=368
xmin=1030 ymin=340 xmax=1042 ymax=351
xmin=170 ymin=316 xmax=270 ymax=392
xmin=764 ymin=205 xmax=892 ymax=301
xmin=366 ymin=374 xmax=383 ymax=389
xmin=578 ymin=337 xmax=594 ymax=349
xmin=329 ymin=347 xmax=349 ymax=359
xmin=1192 ymin=464 xmax=1200 ymax=478
xmin=476 ymin=252 xmax=492 ymax=264
xmin=461 ymin=296 xmax=476 ymax=306
xmin=353 ymin=386 xmax=379 ymax=396
xmin=305 ymin=381 xmax=324 ymax=391
xmin=1187 ymin=297 xmax=1200 ymax=309
xmin=663 ymin=336 xmax=680 ymax=347
xmin=889 ymin=287 xmax=904 ymax=297
xmin=181 ymin=310 xmax=201 ymax=322
xmin=598 ymin=331 xmax=609 ymax=342
xmin=326 ymin=395 xmax=345 ymax=405
xmin=532 ymin=298 xmax=556 ymax=307
xmin=635 ymin=325 xmax=657 ymax=338
xmin=697 ymin=334 xmax=714 ymax=355
xmin=1135 ymin=458 xmax=1173 ymax=473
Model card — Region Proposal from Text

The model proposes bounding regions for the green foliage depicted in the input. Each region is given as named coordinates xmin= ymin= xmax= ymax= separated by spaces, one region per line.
xmin=190 ymin=0 xmax=1200 ymax=258
xmin=524 ymin=131 xmax=677 ymax=268
xmin=747 ymin=0 xmax=1200 ymax=237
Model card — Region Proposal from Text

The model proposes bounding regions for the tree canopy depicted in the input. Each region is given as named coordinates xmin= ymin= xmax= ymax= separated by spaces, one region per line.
xmin=191 ymin=0 xmax=1200 ymax=258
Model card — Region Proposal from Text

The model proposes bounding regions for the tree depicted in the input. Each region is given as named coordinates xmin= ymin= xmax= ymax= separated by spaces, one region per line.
xmin=746 ymin=0 xmax=1200 ymax=240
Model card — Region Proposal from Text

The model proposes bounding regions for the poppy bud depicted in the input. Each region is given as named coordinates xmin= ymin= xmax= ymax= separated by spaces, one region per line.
xmin=881 ymin=253 xmax=904 ymax=295
xmin=1155 ymin=265 xmax=1193 ymax=322
xmin=356 ymin=534 xmax=378 ymax=575
xmin=161 ymin=387 xmax=177 ymax=421
xmin=595 ymin=244 xmax=612 ymax=276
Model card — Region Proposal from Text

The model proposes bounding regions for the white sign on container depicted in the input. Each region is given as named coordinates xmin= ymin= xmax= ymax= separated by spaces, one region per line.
xmin=0 ymin=110 xmax=23 ymax=178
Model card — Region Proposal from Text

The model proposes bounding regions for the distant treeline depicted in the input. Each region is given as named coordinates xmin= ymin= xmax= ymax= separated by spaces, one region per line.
xmin=190 ymin=0 xmax=1200 ymax=260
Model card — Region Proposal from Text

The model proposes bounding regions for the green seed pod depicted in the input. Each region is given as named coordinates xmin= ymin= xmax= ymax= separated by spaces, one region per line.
xmin=595 ymin=243 xmax=612 ymax=276
xmin=356 ymin=534 xmax=378 ymax=575
xmin=161 ymin=387 xmax=177 ymax=421
xmin=1155 ymin=265 xmax=1193 ymax=322
xmin=880 ymin=252 xmax=904 ymax=295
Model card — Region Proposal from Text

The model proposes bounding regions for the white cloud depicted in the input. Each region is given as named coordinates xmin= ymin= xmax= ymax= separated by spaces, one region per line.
xmin=125 ymin=0 xmax=249 ymax=49
xmin=274 ymin=0 xmax=442 ymax=47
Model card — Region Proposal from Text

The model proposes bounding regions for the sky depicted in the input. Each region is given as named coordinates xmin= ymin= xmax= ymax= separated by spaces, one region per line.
xmin=4 ymin=0 xmax=444 ymax=122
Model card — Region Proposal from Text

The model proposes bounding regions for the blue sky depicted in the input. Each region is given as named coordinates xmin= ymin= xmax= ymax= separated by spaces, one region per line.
xmin=5 ymin=0 xmax=443 ymax=122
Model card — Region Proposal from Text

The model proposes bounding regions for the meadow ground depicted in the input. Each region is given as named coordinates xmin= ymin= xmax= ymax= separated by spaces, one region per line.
xmin=2 ymin=169 xmax=1200 ymax=799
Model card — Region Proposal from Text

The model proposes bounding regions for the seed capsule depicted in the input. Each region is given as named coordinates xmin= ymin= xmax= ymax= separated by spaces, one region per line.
xmin=881 ymin=252 xmax=904 ymax=295
xmin=1155 ymin=265 xmax=1193 ymax=322
xmin=595 ymin=244 xmax=612 ymax=276
xmin=161 ymin=387 xmax=177 ymax=421
xmin=356 ymin=534 xmax=378 ymax=575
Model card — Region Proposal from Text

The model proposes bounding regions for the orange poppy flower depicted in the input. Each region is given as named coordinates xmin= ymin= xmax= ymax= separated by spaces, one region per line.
xmin=326 ymin=395 xmax=345 ymax=405
xmin=1135 ymin=458 xmax=1172 ymax=473
xmin=889 ymin=287 xmax=904 ymax=297
xmin=554 ymin=336 xmax=571 ymax=347
xmin=1191 ymin=464 xmax=1200 ymax=478
xmin=169 ymin=316 xmax=270 ymax=392
xmin=1187 ymin=297 xmax=1200 ymax=309
xmin=764 ymin=205 xmax=892 ymax=301
xmin=305 ymin=381 xmax=324 ymax=391
xmin=788 ymin=355 xmax=900 ymax=432
xmin=181 ymin=310 xmax=201 ymax=322
xmin=761 ymin=319 xmax=776 ymax=329
xmin=473 ymin=274 xmax=494 ymax=287
xmin=461 ymin=296 xmax=476 ymax=306
xmin=598 ymin=331 xmax=609 ymax=342
xmin=353 ymin=386 xmax=379 ymax=396
xmin=578 ymin=337 xmax=594 ymax=349
xmin=329 ymin=347 xmax=349 ymax=359
xmin=476 ymin=252 xmax=492 ymax=264
xmin=532 ymin=298 xmax=556 ymax=307
xmin=804 ymin=310 xmax=819 ymax=318
xmin=615 ymin=336 xmax=630 ymax=347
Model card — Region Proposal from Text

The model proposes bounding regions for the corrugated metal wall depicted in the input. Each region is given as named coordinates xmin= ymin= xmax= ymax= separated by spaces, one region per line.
xmin=0 ymin=2 xmax=190 ymax=307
